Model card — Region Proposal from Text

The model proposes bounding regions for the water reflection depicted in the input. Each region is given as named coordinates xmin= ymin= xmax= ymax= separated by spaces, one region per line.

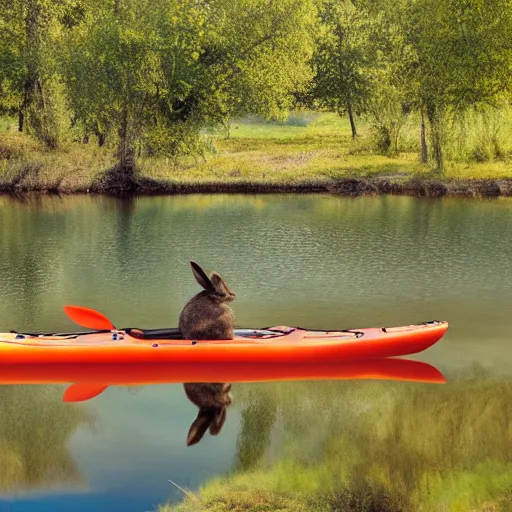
xmin=165 ymin=364 xmax=512 ymax=511
xmin=0 ymin=385 xmax=94 ymax=494
xmin=235 ymin=386 xmax=277 ymax=471
xmin=0 ymin=356 xmax=446 ymax=458
xmin=184 ymin=383 xmax=233 ymax=446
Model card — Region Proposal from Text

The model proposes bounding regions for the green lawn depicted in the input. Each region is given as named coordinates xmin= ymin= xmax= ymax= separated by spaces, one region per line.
xmin=140 ymin=112 xmax=429 ymax=184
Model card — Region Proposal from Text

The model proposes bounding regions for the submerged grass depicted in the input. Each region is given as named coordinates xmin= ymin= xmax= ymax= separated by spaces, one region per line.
xmin=2 ymin=111 xmax=512 ymax=195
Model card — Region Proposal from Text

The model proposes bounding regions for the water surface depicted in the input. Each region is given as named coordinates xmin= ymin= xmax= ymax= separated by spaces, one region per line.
xmin=0 ymin=194 xmax=511 ymax=511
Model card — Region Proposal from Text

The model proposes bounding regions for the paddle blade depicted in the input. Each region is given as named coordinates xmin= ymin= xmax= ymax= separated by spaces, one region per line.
xmin=64 ymin=305 xmax=115 ymax=330
xmin=63 ymin=383 xmax=109 ymax=402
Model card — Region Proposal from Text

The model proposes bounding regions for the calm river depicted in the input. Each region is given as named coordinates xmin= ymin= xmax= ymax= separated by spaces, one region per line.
xmin=0 ymin=193 xmax=510 ymax=512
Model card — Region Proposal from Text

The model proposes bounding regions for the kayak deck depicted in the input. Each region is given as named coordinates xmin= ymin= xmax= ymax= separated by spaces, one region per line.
xmin=0 ymin=320 xmax=448 ymax=365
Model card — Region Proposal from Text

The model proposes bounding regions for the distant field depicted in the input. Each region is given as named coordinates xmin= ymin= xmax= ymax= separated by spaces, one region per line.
xmin=142 ymin=111 xmax=426 ymax=183
xmin=144 ymin=110 xmax=512 ymax=182
xmin=1 ymin=110 xmax=512 ymax=193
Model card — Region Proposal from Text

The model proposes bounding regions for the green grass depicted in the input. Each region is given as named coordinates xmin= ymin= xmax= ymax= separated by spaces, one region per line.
xmin=139 ymin=112 xmax=429 ymax=185
xmin=138 ymin=110 xmax=512 ymax=184
xmin=2 ymin=110 xmax=512 ymax=192
xmin=0 ymin=129 xmax=115 ymax=191
xmin=0 ymin=117 xmax=16 ymax=132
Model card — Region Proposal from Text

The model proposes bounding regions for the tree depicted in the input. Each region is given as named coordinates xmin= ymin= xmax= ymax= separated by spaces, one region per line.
xmin=405 ymin=0 xmax=512 ymax=171
xmin=0 ymin=0 xmax=72 ymax=147
xmin=62 ymin=0 xmax=317 ymax=186
xmin=364 ymin=0 xmax=417 ymax=156
xmin=311 ymin=0 xmax=374 ymax=138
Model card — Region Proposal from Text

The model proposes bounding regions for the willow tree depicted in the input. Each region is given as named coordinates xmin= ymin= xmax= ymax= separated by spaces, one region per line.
xmin=404 ymin=0 xmax=512 ymax=171
xmin=62 ymin=0 xmax=203 ymax=177
xmin=362 ymin=0 xmax=418 ymax=156
xmin=62 ymin=0 xmax=317 ymax=186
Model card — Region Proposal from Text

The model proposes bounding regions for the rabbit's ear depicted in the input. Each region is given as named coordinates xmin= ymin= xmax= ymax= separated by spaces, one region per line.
xmin=187 ymin=409 xmax=215 ymax=446
xmin=221 ymin=383 xmax=232 ymax=394
xmin=190 ymin=261 xmax=214 ymax=292
xmin=209 ymin=407 xmax=227 ymax=436
xmin=210 ymin=273 xmax=235 ymax=298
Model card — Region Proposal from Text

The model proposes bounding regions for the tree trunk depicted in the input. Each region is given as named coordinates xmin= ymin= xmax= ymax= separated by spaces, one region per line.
xmin=347 ymin=103 xmax=357 ymax=138
xmin=18 ymin=110 xmax=24 ymax=132
xmin=426 ymin=102 xmax=444 ymax=172
xmin=94 ymin=123 xmax=106 ymax=146
xmin=420 ymin=109 xmax=428 ymax=164
xmin=118 ymin=107 xmax=134 ymax=173
xmin=99 ymin=108 xmax=136 ymax=194
xmin=21 ymin=0 xmax=41 ymax=133
xmin=113 ymin=107 xmax=136 ymax=193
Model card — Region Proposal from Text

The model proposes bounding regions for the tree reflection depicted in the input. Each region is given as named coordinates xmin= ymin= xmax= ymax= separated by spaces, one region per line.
xmin=0 ymin=385 xmax=94 ymax=493
xmin=234 ymin=386 xmax=277 ymax=471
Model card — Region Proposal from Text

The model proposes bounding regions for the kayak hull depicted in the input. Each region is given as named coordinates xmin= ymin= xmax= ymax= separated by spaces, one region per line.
xmin=0 ymin=320 xmax=448 ymax=365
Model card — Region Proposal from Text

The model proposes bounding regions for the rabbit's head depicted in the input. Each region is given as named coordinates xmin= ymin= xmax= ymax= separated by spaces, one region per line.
xmin=190 ymin=261 xmax=235 ymax=303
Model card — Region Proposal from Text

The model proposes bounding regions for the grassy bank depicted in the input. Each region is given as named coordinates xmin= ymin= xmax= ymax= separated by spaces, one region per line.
xmin=2 ymin=112 xmax=512 ymax=197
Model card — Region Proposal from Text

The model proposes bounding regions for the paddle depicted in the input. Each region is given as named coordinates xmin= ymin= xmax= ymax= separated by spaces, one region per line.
xmin=63 ymin=383 xmax=109 ymax=402
xmin=63 ymin=305 xmax=116 ymax=331
xmin=63 ymin=305 xmax=145 ymax=338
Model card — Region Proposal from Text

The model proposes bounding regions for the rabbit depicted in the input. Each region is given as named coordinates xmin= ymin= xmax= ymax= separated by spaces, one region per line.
xmin=184 ymin=383 xmax=233 ymax=446
xmin=178 ymin=261 xmax=236 ymax=341
xmin=179 ymin=261 xmax=236 ymax=446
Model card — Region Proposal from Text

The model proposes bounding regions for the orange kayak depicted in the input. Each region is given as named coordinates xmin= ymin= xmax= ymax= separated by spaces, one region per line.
xmin=0 ymin=320 xmax=448 ymax=365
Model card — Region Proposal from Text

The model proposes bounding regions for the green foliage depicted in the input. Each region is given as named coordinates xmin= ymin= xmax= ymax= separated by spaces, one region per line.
xmin=446 ymin=103 xmax=512 ymax=163
xmin=0 ymin=0 xmax=26 ymax=115
xmin=406 ymin=0 xmax=512 ymax=111
xmin=60 ymin=0 xmax=317 ymax=173
xmin=0 ymin=385 xmax=94 ymax=492
xmin=311 ymin=0 xmax=374 ymax=128
xmin=403 ymin=0 xmax=512 ymax=170
xmin=2 ymin=0 xmax=512 ymax=178
xmin=200 ymin=0 xmax=317 ymax=121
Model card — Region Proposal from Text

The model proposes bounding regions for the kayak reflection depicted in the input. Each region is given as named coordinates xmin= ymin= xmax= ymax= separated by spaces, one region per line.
xmin=0 ymin=357 xmax=445 ymax=402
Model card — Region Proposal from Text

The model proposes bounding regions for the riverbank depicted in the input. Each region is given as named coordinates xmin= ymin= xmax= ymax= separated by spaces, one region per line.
xmin=2 ymin=112 xmax=512 ymax=198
